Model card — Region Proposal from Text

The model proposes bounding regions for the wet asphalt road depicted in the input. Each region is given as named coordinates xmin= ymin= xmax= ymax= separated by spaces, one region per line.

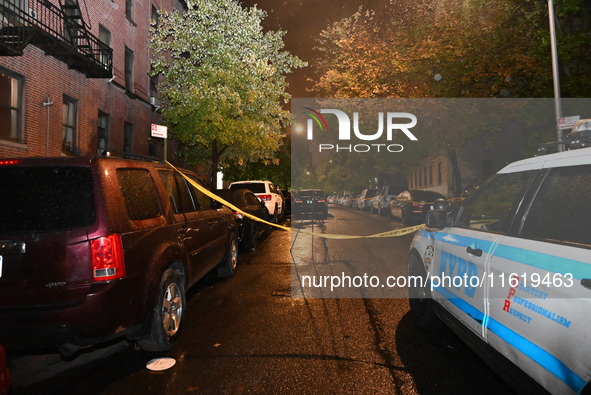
xmin=9 ymin=205 xmax=514 ymax=394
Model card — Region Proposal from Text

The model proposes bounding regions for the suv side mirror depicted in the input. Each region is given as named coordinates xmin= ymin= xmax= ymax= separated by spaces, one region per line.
xmin=426 ymin=210 xmax=448 ymax=229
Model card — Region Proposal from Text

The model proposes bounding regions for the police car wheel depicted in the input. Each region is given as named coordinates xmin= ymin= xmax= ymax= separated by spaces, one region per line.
xmin=408 ymin=253 xmax=438 ymax=330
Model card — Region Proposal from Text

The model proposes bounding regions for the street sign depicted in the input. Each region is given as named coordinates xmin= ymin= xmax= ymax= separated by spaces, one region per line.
xmin=151 ymin=124 xmax=168 ymax=138
xmin=558 ymin=115 xmax=580 ymax=130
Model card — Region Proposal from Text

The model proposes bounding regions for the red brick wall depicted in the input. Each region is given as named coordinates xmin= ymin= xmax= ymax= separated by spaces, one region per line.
xmin=0 ymin=0 xmax=181 ymax=159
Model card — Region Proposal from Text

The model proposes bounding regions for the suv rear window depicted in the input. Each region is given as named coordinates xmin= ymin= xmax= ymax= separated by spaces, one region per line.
xmin=0 ymin=166 xmax=95 ymax=232
xmin=230 ymin=183 xmax=266 ymax=194
xmin=297 ymin=190 xmax=325 ymax=197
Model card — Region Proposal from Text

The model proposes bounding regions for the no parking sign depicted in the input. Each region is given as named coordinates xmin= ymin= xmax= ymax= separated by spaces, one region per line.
xmin=151 ymin=124 xmax=167 ymax=138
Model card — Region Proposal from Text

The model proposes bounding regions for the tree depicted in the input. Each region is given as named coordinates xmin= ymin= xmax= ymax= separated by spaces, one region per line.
xmin=150 ymin=0 xmax=306 ymax=187
xmin=222 ymin=139 xmax=292 ymax=189
xmin=308 ymin=0 xmax=591 ymax=194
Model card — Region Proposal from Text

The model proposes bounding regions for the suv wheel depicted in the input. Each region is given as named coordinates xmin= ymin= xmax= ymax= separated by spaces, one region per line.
xmin=243 ymin=222 xmax=257 ymax=251
xmin=408 ymin=253 xmax=438 ymax=330
xmin=138 ymin=268 xmax=186 ymax=352
xmin=217 ymin=235 xmax=238 ymax=278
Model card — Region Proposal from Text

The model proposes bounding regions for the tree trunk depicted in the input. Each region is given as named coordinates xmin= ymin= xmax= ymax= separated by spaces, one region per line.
xmin=210 ymin=139 xmax=219 ymax=190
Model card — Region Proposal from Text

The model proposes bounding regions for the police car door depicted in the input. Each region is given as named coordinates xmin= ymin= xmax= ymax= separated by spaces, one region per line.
xmin=485 ymin=164 xmax=591 ymax=395
xmin=432 ymin=171 xmax=534 ymax=339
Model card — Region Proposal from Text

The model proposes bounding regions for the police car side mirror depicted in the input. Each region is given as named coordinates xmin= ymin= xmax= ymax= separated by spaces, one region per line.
xmin=426 ymin=210 xmax=448 ymax=229
xmin=432 ymin=198 xmax=450 ymax=211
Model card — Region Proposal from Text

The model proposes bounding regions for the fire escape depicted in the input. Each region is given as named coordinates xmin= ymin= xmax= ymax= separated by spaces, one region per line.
xmin=0 ymin=0 xmax=112 ymax=78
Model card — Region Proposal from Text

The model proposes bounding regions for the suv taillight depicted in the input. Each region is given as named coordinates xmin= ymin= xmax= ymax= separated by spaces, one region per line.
xmin=91 ymin=234 xmax=126 ymax=281
xmin=259 ymin=195 xmax=272 ymax=201
xmin=0 ymin=159 xmax=20 ymax=166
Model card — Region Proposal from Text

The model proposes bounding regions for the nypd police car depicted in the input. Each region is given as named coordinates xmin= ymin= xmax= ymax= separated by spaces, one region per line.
xmin=408 ymin=147 xmax=591 ymax=394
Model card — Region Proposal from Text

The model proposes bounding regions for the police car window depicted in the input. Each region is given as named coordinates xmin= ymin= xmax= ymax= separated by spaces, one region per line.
xmin=521 ymin=165 xmax=591 ymax=247
xmin=456 ymin=171 xmax=534 ymax=233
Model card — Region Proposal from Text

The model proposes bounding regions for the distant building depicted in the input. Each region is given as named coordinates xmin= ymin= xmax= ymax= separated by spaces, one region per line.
xmin=0 ymin=0 xmax=186 ymax=158
xmin=404 ymin=123 xmax=530 ymax=197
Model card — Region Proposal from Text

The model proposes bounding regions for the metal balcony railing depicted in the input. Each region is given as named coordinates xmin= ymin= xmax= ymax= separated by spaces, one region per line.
xmin=0 ymin=0 xmax=112 ymax=78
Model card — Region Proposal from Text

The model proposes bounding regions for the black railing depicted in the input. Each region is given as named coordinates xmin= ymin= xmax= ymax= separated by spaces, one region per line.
xmin=0 ymin=0 xmax=112 ymax=77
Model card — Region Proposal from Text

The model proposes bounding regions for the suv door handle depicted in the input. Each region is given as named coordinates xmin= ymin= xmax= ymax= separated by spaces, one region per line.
xmin=466 ymin=246 xmax=483 ymax=257
xmin=177 ymin=227 xmax=197 ymax=241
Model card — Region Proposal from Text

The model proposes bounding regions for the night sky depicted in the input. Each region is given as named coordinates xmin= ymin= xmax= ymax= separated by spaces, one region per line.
xmin=239 ymin=0 xmax=387 ymax=98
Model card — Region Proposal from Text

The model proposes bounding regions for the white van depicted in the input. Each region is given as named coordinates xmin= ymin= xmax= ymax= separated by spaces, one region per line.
xmin=408 ymin=147 xmax=591 ymax=394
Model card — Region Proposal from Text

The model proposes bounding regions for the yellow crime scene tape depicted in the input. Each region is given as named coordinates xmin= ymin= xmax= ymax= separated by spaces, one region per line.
xmin=167 ymin=161 xmax=426 ymax=239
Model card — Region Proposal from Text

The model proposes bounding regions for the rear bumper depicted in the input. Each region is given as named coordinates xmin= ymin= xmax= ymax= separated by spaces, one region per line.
xmin=0 ymin=274 xmax=148 ymax=352
xmin=293 ymin=204 xmax=328 ymax=218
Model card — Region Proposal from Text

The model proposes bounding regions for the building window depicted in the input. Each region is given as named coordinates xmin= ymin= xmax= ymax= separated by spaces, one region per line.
xmin=98 ymin=25 xmax=111 ymax=68
xmin=429 ymin=165 xmax=433 ymax=186
xmin=437 ymin=162 xmax=443 ymax=185
xmin=149 ymin=140 xmax=158 ymax=158
xmin=150 ymin=75 xmax=158 ymax=99
xmin=98 ymin=111 xmax=110 ymax=152
xmin=62 ymin=96 xmax=78 ymax=154
xmin=123 ymin=122 xmax=133 ymax=153
xmin=124 ymin=46 xmax=134 ymax=91
xmin=0 ymin=68 xmax=23 ymax=143
xmin=126 ymin=0 xmax=134 ymax=21
xmin=151 ymin=5 xmax=159 ymax=26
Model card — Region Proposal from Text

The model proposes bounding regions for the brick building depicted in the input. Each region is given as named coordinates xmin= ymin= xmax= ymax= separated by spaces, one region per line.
xmin=404 ymin=122 xmax=529 ymax=197
xmin=0 ymin=0 xmax=186 ymax=159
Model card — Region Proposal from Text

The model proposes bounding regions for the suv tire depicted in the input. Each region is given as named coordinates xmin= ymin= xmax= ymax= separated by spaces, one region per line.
xmin=217 ymin=235 xmax=238 ymax=278
xmin=138 ymin=268 xmax=186 ymax=352
xmin=243 ymin=222 xmax=257 ymax=251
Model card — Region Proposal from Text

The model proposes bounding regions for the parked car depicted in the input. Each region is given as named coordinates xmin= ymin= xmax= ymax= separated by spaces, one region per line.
xmin=215 ymin=188 xmax=271 ymax=251
xmin=280 ymin=189 xmax=292 ymax=216
xmin=536 ymin=141 xmax=561 ymax=156
xmin=565 ymin=118 xmax=591 ymax=150
xmin=355 ymin=189 xmax=378 ymax=211
xmin=338 ymin=194 xmax=351 ymax=207
xmin=0 ymin=345 xmax=9 ymax=395
xmin=389 ymin=190 xmax=445 ymax=225
xmin=408 ymin=147 xmax=591 ymax=395
xmin=371 ymin=185 xmax=406 ymax=216
xmin=228 ymin=180 xmax=283 ymax=221
xmin=346 ymin=194 xmax=359 ymax=208
xmin=293 ymin=189 xmax=328 ymax=220
xmin=0 ymin=155 xmax=238 ymax=356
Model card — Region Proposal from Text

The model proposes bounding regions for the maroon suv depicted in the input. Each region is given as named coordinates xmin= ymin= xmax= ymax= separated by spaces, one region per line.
xmin=0 ymin=156 xmax=238 ymax=355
